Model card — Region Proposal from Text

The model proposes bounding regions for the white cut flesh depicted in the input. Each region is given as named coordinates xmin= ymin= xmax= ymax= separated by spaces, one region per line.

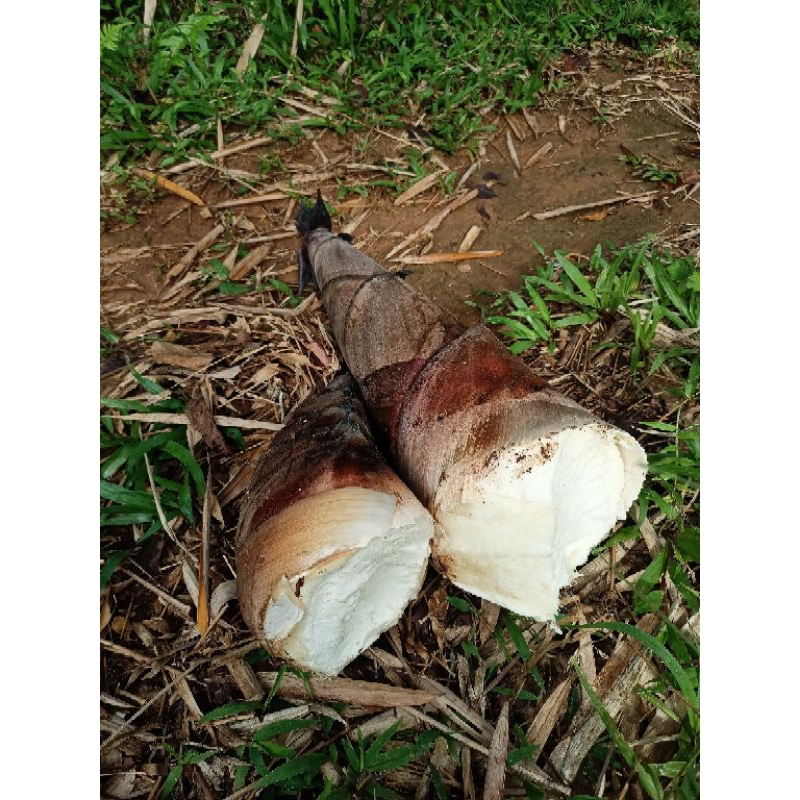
xmin=263 ymin=487 xmax=432 ymax=676
xmin=434 ymin=424 xmax=647 ymax=619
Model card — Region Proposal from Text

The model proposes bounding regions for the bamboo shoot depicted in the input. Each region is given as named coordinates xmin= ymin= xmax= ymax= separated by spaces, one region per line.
xmin=304 ymin=228 xmax=647 ymax=620
xmin=236 ymin=374 xmax=433 ymax=675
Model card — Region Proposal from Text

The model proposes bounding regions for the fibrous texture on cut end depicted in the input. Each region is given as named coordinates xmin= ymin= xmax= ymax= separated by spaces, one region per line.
xmin=306 ymin=229 xmax=647 ymax=620
xmin=236 ymin=374 xmax=433 ymax=675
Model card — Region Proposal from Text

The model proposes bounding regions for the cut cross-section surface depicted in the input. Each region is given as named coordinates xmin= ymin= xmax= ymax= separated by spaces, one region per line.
xmin=432 ymin=424 xmax=646 ymax=619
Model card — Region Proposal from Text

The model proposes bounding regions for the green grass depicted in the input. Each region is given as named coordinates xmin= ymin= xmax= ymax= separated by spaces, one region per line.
xmin=483 ymin=240 xmax=700 ymax=798
xmin=101 ymin=0 xmax=699 ymax=162
xmin=620 ymin=153 xmax=680 ymax=185
xmin=164 ymin=690 xmax=447 ymax=798
xmin=99 ymin=361 xmax=245 ymax=588
xmin=102 ymin=234 xmax=700 ymax=797
xmin=480 ymin=238 xmax=699 ymax=377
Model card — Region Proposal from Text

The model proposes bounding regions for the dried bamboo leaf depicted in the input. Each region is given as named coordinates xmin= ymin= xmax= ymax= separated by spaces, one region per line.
xmin=523 ymin=142 xmax=553 ymax=170
xmin=478 ymin=599 xmax=501 ymax=645
xmin=132 ymin=169 xmax=205 ymax=206
xmin=398 ymin=250 xmax=503 ymax=265
xmin=403 ymin=707 xmax=570 ymax=797
xmin=458 ymin=226 xmax=483 ymax=253
xmin=175 ymin=676 xmax=204 ymax=721
xmin=213 ymin=192 xmax=287 ymax=210
xmin=111 ymin=413 xmax=283 ymax=431
xmin=456 ymin=161 xmax=480 ymax=191
xmin=506 ymin=115 xmax=526 ymax=141
xmin=210 ymin=580 xmax=237 ymax=617
xmin=462 ymin=747 xmax=475 ymax=800
xmin=394 ymin=171 xmax=443 ymax=206
xmin=149 ymin=341 xmax=214 ymax=371
xmin=351 ymin=709 xmax=418 ymax=740
xmin=521 ymin=107 xmax=539 ymax=137
xmin=235 ymin=21 xmax=266 ymax=78
xmin=229 ymin=243 xmax=273 ymax=281
xmin=417 ymin=675 xmax=494 ymax=743
xmin=226 ymin=659 xmax=265 ymax=701
xmin=212 ymin=135 xmax=272 ymax=160
xmin=181 ymin=559 xmax=199 ymax=607
xmin=526 ymin=676 xmax=575 ymax=760
xmin=482 ymin=702 xmax=509 ymax=800
xmin=549 ymin=615 xmax=660 ymax=782
xmin=255 ymin=672 xmax=436 ymax=707
xmin=506 ymin=131 xmax=521 ymax=172
xmin=197 ymin=468 xmax=212 ymax=635
xmin=143 ymin=0 xmax=157 ymax=43
xmin=386 ymin=189 xmax=478 ymax=258
xmin=166 ymin=224 xmax=225 ymax=281
xmin=532 ymin=191 xmax=659 ymax=221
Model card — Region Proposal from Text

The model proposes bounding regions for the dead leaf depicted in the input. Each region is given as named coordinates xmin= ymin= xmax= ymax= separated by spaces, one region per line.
xmin=532 ymin=190 xmax=659 ymax=221
xmin=394 ymin=171 xmax=443 ymax=206
xmin=398 ymin=250 xmax=503 ymax=265
xmin=165 ymin=224 xmax=226 ymax=282
xmin=306 ymin=340 xmax=333 ymax=368
xmin=132 ymin=169 xmax=205 ymax=206
xmin=186 ymin=386 xmax=229 ymax=451
xmin=104 ymin=769 xmax=138 ymax=799
xmin=505 ymin=115 xmax=526 ymax=141
xmin=483 ymin=702 xmax=510 ymax=800
xmin=175 ymin=676 xmax=204 ymax=721
xmin=250 ymin=363 xmax=280 ymax=385
xmin=526 ymin=676 xmax=575 ymax=760
xmin=227 ymin=659 xmax=265 ymax=701
xmin=523 ymin=142 xmax=553 ymax=170
xmin=143 ymin=0 xmax=157 ymax=43
xmin=506 ymin=130 xmax=521 ymax=172
xmin=386 ymin=189 xmax=479 ymax=259
xmin=235 ymin=21 xmax=266 ymax=78
xmin=255 ymin=672 xmax=436 ymax=707
xmin=101 ymin=595 xmax=112 ymax=633
xmin=580 ymin=208 xmax=610 ymax=221
xmin=278 ymin=352 xmax=312 ymax=369
xmin=229 ymin=242 xmax=273 ymax=281
xmin=458 ymin=226 xmax=483 ymax=252
xmin=521 ymin=107 xmax=539 ymax=137
xmin=462 ymin=748 xmax=476 ymax=800
xmin=478 ymin=599 xmax=501 ymax=644
xmin=211 ymin=580 xmax=238 ymax=617
xmin=149 ymin=341 xmax=214 ymax=371
xmin=197 ymin=468 xmax=212 ymax=636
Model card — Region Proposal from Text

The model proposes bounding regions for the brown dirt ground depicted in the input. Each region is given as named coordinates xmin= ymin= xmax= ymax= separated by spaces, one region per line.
xmin=101 ymin=52 xmax=698 ymax=326
xmin=101 ymin=47 xmax=699 ymax=800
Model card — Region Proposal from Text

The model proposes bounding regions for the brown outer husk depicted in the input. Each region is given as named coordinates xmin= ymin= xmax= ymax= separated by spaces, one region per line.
xmin=235 ymin=372 xmax=424 ymax=646
xmin=306 ymin=230 xmax=645 ymax=598
xmin=307 ymin=231 xmax=610 ymax=498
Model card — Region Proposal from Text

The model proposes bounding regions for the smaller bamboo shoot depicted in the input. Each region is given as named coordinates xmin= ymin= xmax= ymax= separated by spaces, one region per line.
xmin=236 ymin=374 xmax=433 ymax=675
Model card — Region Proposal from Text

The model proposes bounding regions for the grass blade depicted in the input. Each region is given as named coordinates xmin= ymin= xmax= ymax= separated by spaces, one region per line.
xmin=575 ymin=666 xmax=664 ymax=800
xmin=573 ymin=622 xmax=698 ymax=717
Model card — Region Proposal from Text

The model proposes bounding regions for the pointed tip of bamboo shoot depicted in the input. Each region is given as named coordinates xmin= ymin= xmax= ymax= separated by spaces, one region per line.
xmin=258 ymin=487 xmax=432 ymax=676
xmin=432 ymin=423 xmax=646 ymax=619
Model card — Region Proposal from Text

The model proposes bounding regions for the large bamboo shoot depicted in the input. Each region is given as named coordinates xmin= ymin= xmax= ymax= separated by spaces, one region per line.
xmin=304 ymin=228 xmax=647 ymax=620
xmin=236 ymin=374 xmax=433 ymax=675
